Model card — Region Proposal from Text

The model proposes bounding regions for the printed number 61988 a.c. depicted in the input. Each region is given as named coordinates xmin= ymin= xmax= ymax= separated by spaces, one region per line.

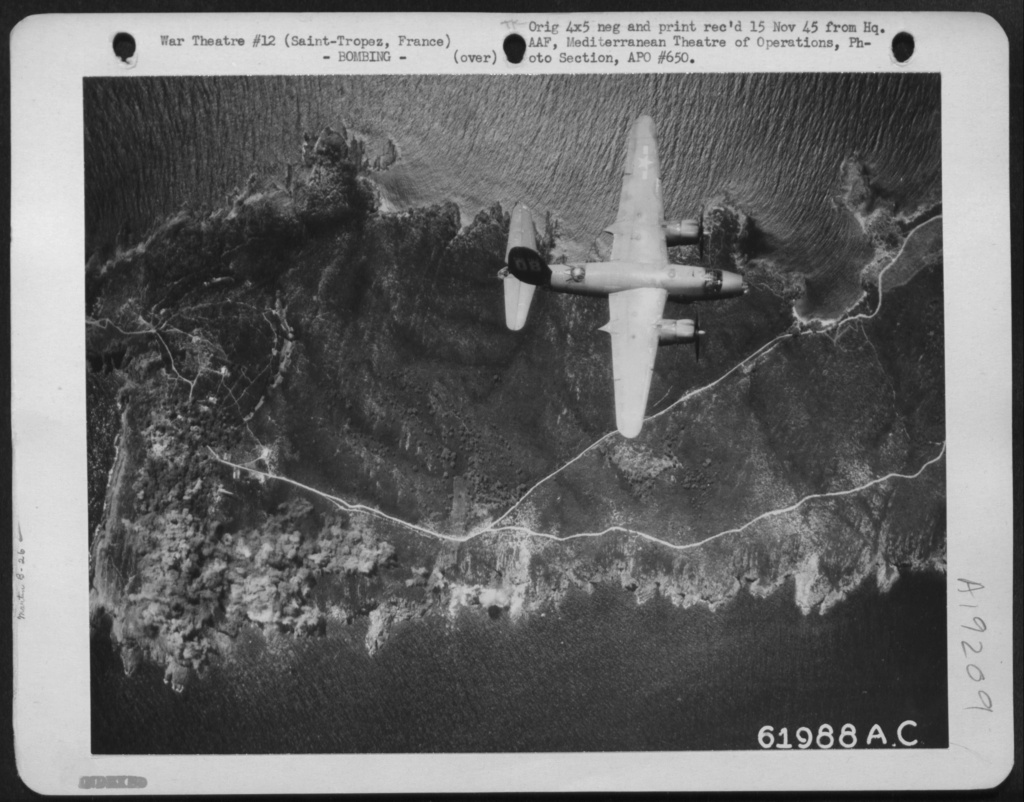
xmin=757 ymin=722 xmax=919 ymax=749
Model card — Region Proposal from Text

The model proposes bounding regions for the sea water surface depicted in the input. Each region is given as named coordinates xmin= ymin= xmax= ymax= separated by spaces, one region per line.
xmin=85 ymin=74 xmax=941 ymax=318
xmin=92 ymin=574 xmax=947 ymax=753
xmin=86 ymin=75 xmax=946 ymax=753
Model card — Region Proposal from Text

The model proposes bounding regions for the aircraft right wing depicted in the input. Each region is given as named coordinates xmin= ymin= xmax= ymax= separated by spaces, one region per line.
xmin=601 ymin=286 xmax=668 ymax=438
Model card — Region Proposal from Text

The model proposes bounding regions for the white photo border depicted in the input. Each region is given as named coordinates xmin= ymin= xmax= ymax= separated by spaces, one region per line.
xmin=10 ymin=11 xmax=1014 ymax=794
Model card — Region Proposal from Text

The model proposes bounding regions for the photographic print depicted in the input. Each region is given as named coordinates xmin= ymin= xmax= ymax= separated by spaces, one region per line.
xmin=84 ymin=73 xmax=948 ymax=754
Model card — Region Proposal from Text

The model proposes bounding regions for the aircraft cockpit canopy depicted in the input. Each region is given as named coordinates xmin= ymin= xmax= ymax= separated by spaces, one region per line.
xmin=704 ymin=269 xmax=723 ymax=293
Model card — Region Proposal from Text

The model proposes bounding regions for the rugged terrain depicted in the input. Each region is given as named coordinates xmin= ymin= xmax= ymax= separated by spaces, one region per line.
xmin=88 ymin=125 xmax=945 ymax=690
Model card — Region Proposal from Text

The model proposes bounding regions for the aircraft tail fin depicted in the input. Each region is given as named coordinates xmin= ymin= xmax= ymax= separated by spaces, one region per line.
xmin=502 ymin=204 xmax=545 ymax=330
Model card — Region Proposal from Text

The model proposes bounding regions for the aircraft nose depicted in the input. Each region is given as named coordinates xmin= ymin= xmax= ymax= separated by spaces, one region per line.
xmin=722 ymin=271 xmax=745 ymax=296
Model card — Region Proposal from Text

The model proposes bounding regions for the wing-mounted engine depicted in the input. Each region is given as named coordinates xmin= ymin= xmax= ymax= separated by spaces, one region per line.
xmin=657 ymin=310 xmax=704 ymax=360
xmin=663 ymin=219 xmax=700 ymax=246
xmin=657 ymin=318 xmax=696 ymax=343
xmin=663 ymin=214 xmax=704 ymax=249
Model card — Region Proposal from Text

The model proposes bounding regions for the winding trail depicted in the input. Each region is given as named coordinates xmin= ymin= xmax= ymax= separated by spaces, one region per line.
xmin=478 ymin=443 xmax=945 ymax=552
xmin=797 ymin=213 xmax=942 ymax=328
xmin=208 ymin=437 xmax=945 ymax=554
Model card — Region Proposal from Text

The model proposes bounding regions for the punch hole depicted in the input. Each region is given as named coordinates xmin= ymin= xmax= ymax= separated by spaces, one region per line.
xmin=113 ymin=32 xmax=137 ymax=65
xmin=891 ymin=32 xmax=914 ymax=63
xmin=503 ymin=34 xmax=526 ymax=64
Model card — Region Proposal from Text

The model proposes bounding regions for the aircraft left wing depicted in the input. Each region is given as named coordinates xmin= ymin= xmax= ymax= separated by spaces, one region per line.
xmin=600 ymin=286 xmax=667 ymax=438
xmin=606 ymin=115 xmax=666 ymax=264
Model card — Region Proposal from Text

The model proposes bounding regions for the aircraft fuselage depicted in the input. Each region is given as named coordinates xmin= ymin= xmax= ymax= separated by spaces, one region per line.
xmin=546 ymin=261 xmax=746 ymax=302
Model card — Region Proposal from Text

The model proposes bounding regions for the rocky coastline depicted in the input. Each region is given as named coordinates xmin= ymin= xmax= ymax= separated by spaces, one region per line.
xmin=88 ymin=124 xmax=946 ymax=691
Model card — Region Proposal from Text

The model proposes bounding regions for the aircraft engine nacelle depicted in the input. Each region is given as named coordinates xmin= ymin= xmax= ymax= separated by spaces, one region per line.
xmin=663 ymin=219 xmax=701 ymax=247
xmin=657 ymin=318 xmax=697 ymax=345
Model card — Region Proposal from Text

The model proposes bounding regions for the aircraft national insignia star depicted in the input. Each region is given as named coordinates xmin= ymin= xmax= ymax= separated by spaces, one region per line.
xmin=499 ymin=115 xmax=748 ymax=438
xmin=636 ymin=147 xmax=653 ymax=179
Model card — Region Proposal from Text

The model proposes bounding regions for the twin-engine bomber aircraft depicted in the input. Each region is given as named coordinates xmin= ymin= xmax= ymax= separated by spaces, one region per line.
xmin=499 ymin=115 xmax=747 ymax=439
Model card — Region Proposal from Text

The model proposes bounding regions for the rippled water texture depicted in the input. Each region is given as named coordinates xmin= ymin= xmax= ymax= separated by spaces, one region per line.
xmin=84 ymin=74 xmax=940 ymax=318
xmin=92 ymin=574 xmax=947 ymax=754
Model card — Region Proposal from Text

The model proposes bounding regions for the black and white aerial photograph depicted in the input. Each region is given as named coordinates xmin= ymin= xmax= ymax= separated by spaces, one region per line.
xmin=85 ymin=74 xmax=947 ymax=753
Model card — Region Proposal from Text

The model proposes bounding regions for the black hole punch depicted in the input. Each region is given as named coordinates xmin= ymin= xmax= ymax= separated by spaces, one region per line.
xmin=503 ymin=34 xmax=526 ymax=64
xmin=113 ymin=32 xmax=136 ymax=63
xmin=891 ymin=32 xmax=914 ymax=63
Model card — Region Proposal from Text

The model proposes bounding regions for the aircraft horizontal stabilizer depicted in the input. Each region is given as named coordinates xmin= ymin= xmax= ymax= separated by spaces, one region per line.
xmin=503 ymin=204 xmax=542 ymax=330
